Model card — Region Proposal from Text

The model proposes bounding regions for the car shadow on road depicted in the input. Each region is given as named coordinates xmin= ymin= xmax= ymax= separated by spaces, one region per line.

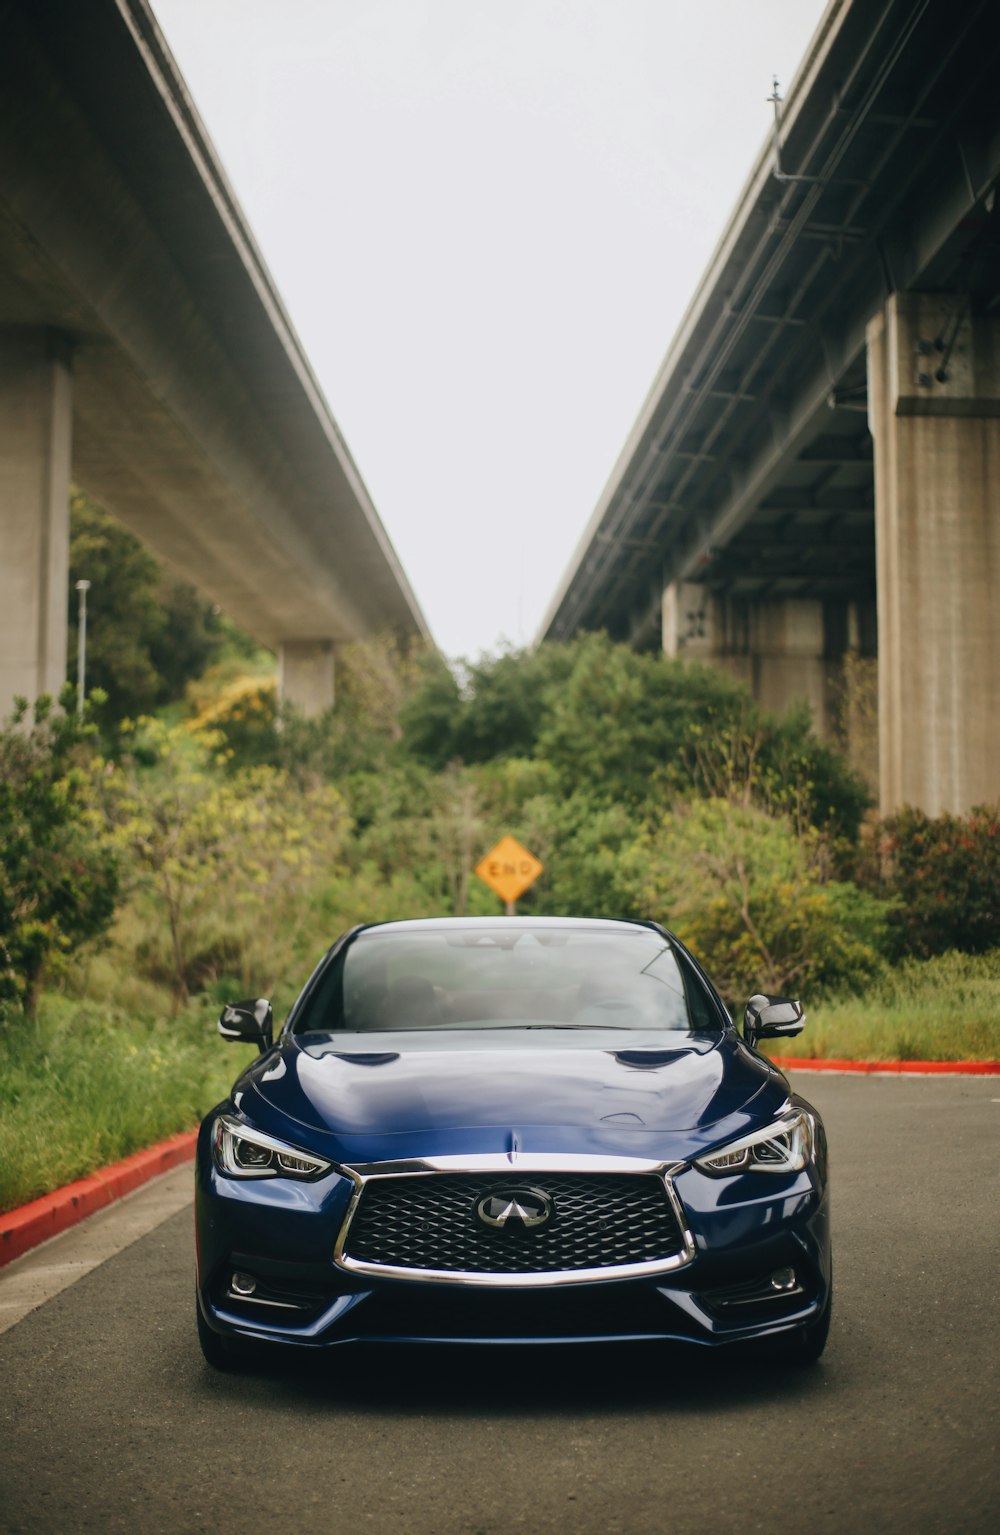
xmin=198 ymin=1338 xmax=828 ymax=1418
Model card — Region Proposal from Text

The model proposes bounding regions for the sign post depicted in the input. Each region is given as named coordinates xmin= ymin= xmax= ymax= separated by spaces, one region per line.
xmin=474 ymin=835 xmax=544 ymax=914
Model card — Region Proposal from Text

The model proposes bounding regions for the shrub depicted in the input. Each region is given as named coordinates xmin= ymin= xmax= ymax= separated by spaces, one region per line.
xmin=874 ymin=804 xmax=1000 ymax=958
xmin=107 ymin=721 xmax=349 ymax=1000
xmin=189 ymin=677 xmax=279 ymax=770
xmin=626 ymin=797 xmax=891 ymax=1005
xmin=0 ymin=692 xmax=119 ymax=1016
xmin=688 ymin=702 xmax=871 ymax=842
xmin=537 ymin=636 xmax=753 ymax=808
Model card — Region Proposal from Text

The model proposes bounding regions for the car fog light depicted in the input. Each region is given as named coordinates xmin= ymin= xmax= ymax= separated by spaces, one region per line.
xmin=770 ymin=1267 xmax=797 ymax=1293
xmin=231 ymin=1270 xmax=257 ymax=1296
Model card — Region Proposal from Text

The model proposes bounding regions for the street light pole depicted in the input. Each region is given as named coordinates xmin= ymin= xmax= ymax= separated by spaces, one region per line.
xmin=75 ymin=579 xmax=91 ymax=716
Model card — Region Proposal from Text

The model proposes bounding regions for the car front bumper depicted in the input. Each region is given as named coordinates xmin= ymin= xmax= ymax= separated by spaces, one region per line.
xmin=195 ymin=1115 xmax=831 ymax=1351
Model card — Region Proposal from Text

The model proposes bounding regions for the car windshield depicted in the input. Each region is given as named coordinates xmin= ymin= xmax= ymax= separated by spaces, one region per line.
xmin=293 ymin=926 xmax=722 ymax=1034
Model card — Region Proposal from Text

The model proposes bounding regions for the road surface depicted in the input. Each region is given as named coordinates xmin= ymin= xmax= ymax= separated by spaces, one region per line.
xmin=1 ymin=1073 xmax=997 ymax=1534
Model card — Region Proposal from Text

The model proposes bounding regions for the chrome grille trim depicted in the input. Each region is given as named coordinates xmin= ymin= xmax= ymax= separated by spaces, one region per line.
xmin=345 ymin=1152 xmax=679 ymax=1177
xmin=333 ymin=1156 xmax=696 ymax=1287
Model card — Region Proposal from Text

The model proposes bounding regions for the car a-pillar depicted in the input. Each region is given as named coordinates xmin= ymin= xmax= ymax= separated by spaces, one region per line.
xmin=277 ymin=638 xmax=336 ymax=715
xmin=0 ymin=327 xmax=73 ymax=718
xmin=867 ymin=292 xmax=1000 ymax=816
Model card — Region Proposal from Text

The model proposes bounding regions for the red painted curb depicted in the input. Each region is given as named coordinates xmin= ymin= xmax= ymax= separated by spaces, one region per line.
xmin=0 ymin=1128 xmax=198 ymax=1269
xmin=771 ymin=1056 xmax=1000 ymax=1076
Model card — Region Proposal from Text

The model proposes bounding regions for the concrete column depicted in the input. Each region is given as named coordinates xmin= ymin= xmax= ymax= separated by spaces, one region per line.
xmin=748 ymin=599 xmax=831 ymax=730
xmin=278 ymin=639 xmax=335 ymax=715
xmin=661 ymin=580 xmax=719 ymax=660
xmin=663 ymin=581 xmax=857 ymax=746
xmin=0 ymin=329 xmax=73 ymax=717
xmin=867 ymin=293 xmax=1000 ymax=815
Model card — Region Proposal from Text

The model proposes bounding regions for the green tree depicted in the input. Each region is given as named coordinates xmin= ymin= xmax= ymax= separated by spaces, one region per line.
xmin=108 ymin=721 xmax=349 ymax=1001
xmin=452 ymin=644 xmax=579 ymax=762
xmin=537 ymin=636 xmax=752 ymax=807
xmin=534 ymin=635 xmax=870 ymax=836
xmin=398 ymin=653 xmax=464 ymax=769
xmin=68 ymin=493 xmax=223 ymax=727
xmin=0 ymin=691 xmax=119 ymax=1016
xmin=626 ymin=797 xmax=890 ymax=1004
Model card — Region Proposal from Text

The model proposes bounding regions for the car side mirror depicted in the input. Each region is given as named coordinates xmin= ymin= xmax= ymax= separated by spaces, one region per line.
xmin=219 ymin=998 xmax=274 ymax=1054
xmin=744 ymin=993 xmax=805 ymax=1049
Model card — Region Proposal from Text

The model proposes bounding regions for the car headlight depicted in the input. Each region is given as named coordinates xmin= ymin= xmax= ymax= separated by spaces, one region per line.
xmin=212 ymin=1114 xmax=332 ymax=1181
xmin=694 ymin=1110 xmax=814 ymax=1176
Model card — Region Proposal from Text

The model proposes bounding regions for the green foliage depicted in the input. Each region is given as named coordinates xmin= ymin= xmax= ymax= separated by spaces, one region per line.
xmin=277 ymin=636 xmax=426 ymax=782
xmin=0 ymin=691 xmax=119 ymax=1015
xmin=345 ymin=761 xmax=496 ymax=916
xmin=452 ymin=644 xmax=579 ymax=763
xmin=400 ymin=635 xmax=869 ymax=841
xmin=770 ymin=950 xmax=1000 ymax=1063
xmin=106 ymin=721 xmax=349 ymax=1001
xmin=68 ymin=492 xmax=224 ymax=728
xmin=627 ymin=798 xmax=890 ymax=1004
xmin=537 ymin=636 xmax=749 ymax=806
xmin=398 ymin=653 xmax=464 ymax=768
xmin=532 ymin=798 xmax=645 ymax=919
xmin=872 ymin=805 xmax=1000 ymax=958
xmin=474 ymin=779 xmax=644 ymax=919
xmin=0 ymin=995 xmax=255 ymax=1212
xmin=202 ymin=635 xmax=424 ymax=781
xmin=191 ymin=678 xmax=280 ymax=771
xmin=687 ymin=702 xmax=871 ymax=842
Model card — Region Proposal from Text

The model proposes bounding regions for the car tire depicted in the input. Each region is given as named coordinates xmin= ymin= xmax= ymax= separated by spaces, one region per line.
xmin=196 ymin=1295 xmax=245 ymax=1371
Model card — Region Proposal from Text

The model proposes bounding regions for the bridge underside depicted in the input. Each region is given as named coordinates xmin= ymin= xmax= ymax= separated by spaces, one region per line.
xmin=542 ymin=0 xmax=1000 ymax=814
xmin=0 ymin=0 xmax=428 ymax=718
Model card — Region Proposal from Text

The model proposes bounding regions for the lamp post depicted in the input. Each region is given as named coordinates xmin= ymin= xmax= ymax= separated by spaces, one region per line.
xmin=75 ymin=579 xmax=90 ymax=716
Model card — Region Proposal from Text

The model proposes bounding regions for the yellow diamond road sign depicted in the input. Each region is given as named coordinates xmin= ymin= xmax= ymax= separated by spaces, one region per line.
xmin=475 ymin=835 xmax=544 ymax=906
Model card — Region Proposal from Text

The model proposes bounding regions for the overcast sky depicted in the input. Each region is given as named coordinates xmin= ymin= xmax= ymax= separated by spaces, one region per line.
xmin=152 ymin=0 xmax=827 ymax=660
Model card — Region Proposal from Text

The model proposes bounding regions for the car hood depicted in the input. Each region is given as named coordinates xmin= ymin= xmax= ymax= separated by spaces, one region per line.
xmin=239 ymin=1030 xmax=786 ymax=1162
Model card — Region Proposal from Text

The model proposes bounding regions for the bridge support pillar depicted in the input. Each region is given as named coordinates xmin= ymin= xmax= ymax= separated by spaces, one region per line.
xmin=661 ymin=581 xmax=719 ymax=662
xmin=663 ymin=581 xmax=877 ymax=783
xmin=278 ymin=639 xmax=335 ymax=715
xmin=742 ymin=599 xmax=833 ymax=730
xmin=0 ymin=329 xmax=73 ymax=718
xmin=867 ymin=293 xmax=1000 ymax=815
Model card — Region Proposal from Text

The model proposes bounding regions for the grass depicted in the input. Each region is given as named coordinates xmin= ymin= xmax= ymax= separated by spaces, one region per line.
xmin=0 ymin=994 xmax=255 ymax=1213
xmin=762 ymin=950 xmax=1000 ymax=1063
xmin=2 ymin=949 xmax=998 ymax=1215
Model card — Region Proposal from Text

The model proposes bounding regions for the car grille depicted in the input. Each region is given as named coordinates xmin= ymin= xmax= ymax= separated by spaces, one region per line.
xmin=341 ymin=1172 xmax=686 ymax=1275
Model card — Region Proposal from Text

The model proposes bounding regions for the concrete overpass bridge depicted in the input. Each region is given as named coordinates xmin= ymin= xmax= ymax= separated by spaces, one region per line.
xmin=0 ymin=0 xmax=429 ymax=719
xmin=541 ymin=0 xmax=1000 ymax=816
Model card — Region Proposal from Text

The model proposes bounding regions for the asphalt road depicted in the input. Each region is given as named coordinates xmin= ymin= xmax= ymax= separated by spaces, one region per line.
xmin=1 ymin=1074 xmax=998 ymax=1535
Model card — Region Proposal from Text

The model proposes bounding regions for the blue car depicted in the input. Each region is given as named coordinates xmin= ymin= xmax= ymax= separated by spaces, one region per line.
xmin=195 ymin=917 xmax=830 ymax=1366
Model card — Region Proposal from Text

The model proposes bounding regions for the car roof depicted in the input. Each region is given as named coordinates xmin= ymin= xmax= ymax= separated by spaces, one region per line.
xmin=358 ymin=916 xmax=658 ymax=937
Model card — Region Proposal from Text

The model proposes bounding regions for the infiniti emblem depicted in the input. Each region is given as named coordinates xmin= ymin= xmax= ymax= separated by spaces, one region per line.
xmin=476 ymin=1185 xmax=553 ymax=1230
